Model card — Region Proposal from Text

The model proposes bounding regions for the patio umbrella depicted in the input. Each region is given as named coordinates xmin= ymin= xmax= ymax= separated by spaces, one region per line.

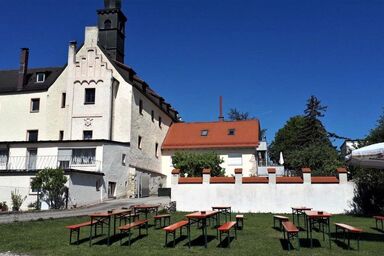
xmin=346 ymin=142 xmax=384 ymax=169
xmin=279 ymin=152 xmax=284 ymax=165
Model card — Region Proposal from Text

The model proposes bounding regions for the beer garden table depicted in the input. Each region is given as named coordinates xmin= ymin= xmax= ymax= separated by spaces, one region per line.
xmin=291 ymin=206 xmax=312 ymax=229
xmin=185 ymin=211 xmax=218 ymax=248
xmin=88 ymin=208 xmax=132 ymax=246
xmin=133 ymin=204 xmax=160 ymax=219
xmin=305 ymin=210 xmax=332 ymax=249
xmin=212 ymin=206 xmax=231 ymax=225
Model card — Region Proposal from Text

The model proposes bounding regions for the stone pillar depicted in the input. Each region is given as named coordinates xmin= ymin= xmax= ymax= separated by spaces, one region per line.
xmin=235 ymin=168 xmax=243 ymax=184
xmin=268 ymin=168 xmax=276 ymax=184
xmin=171 ymin=169 xmax=180 ymax=186
xmin=302 ymin=167 xmax=311 ymax=184
xmin=337 ymin=167 xmax=348 ymax=184
xmin=203 ymin=168 xmax=211 ymax=184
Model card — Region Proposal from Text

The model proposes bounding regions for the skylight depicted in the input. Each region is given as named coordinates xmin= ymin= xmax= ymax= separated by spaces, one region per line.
xmin=201 ymin=130 xmax=208 ymax=136
xmin=228 ymin=129 xmax=236 ymax=136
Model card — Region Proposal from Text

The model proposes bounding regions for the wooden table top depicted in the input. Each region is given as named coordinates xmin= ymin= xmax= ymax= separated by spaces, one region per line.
xmin=185 ymin=211 xmax=218 ymax=219
xmin=305 ymin=210 xmax=332 ymax=218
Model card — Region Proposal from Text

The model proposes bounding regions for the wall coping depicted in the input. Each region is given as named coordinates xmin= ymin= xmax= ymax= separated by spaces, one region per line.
xmin=302 ymin=167 xmax=311 ymax=173
xmin=171 ymin=168 xmax=180 ymax=174
xmin=267 ymin=168 xmax=276 ymax=174
xmin=202 ymin=168 xmax=211 ymax=174
xmin=234 ymin=168 xmax=243 ymax=174
xmin=336 ymin=167 xmax=348 ymax=173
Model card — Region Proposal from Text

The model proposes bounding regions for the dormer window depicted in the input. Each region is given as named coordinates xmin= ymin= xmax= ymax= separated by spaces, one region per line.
xmin=201 ymin=130 xmax=208 ymax=136
xmin=228 ymin=129 xmax=236 ymax=136
xmin=36 ymin=73 xmax=45 ymax=83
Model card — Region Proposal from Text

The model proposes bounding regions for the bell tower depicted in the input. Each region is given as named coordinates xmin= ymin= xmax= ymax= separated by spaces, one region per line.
xmin=97 ymin=0 xmax=127 ymax=63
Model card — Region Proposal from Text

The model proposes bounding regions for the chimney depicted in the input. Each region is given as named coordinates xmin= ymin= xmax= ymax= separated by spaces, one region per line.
xmin=17 ymin=48 xmax=29 ymax=91
xmin=68 ymin=41 xmax=77 ymax=66
xmin=218 ymin=96 xmax=224 ymax=121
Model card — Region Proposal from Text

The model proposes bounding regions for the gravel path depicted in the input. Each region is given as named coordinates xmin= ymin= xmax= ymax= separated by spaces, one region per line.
xmin=0 ymin=196 xmax=170 ymax=224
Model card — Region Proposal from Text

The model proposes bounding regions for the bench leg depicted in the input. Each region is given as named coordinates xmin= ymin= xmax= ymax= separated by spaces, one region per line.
xmin=347 ymin=232 xmax=350 ymax=250
xmin=235 ymin=226 xmax=237 ymax=239
xmin=297 ymin=232 xmax=300 ymax=251
xmin=173 ymin=231 xmax=176 ymax=247
xmin=357 ymin=234 xmax=360 ymax=251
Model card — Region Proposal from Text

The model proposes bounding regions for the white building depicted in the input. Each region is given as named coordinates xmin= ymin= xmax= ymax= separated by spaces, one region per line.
xmin=0 ymin=0 xmax=179 ymax=210
xmin=161 ymin=119 xmax=283 ymax=187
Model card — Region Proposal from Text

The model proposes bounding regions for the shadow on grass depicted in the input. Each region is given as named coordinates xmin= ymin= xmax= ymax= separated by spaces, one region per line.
xmin=120 ymin=234 xmax=148 ymax=246
xmin=70 ymin=234 xmax=104 ymax=245
xmin=371 ymin=227 xmax=384 ymax=233
xmin=164 ymin=235 xmax=188 ymax=247
xmin=217 ymin=236 xmax=235 ymax=248
xmin=183 ymin=235 xmax=216 ymax=247
xmin=330 ymin=231 xmax=384 ymax=242
xmin=333 ymin=239 xmax=358 ymax=250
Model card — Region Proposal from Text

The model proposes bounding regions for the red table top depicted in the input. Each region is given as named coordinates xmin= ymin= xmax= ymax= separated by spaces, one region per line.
xmin=186 ymin=211 xmax=218 ymax=219
xmin=133 ymin=204 xmax=160 ymax=210
xmin=292 ymin=206 xmax=312 ymax=211
xmin=305 ymin=210 xmax=332 ymax=218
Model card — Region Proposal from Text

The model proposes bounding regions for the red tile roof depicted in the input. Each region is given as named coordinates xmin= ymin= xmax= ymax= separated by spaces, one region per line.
xmin=162 ymin=120 xmax=260 ymax=150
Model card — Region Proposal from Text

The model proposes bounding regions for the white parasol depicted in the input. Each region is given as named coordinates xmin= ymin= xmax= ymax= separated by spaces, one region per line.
xmin=279 ymin=152 xmax=284 ymax=165
xmin=346 ymin=142 xmax=384 ymax=169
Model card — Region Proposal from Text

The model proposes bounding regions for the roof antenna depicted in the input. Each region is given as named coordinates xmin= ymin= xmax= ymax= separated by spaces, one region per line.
xmin=219 ymin=96 xmax=224 ymax=122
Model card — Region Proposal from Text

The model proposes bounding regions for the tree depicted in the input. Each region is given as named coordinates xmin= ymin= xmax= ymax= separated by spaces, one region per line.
xmin=366 ymin=109 xmax=384 ymax=144
xmin=31 ymin=168 xmax=68 ymax=209
xmin=269 ymin=96 xmax=341 ymax=175
xmin=172 ymin=151 xmax=225 ymax=177
xmin=227 ymin=108 xmax=250 ymax=121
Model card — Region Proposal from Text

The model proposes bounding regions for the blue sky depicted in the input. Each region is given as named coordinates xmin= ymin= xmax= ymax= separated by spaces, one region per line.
xmin=1 ymin=0 xmax=383 ymax=147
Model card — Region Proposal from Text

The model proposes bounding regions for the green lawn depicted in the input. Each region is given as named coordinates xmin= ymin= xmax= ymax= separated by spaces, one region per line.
xmin=0 ymin=213 xmax=383 ymax=256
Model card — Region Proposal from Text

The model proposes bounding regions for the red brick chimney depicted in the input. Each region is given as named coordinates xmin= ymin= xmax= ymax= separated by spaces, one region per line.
xmin=17 ymin=48 xmax=29 ymax=91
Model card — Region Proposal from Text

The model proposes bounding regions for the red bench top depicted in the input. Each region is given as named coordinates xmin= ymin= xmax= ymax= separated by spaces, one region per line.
xmin=274 ymin=215 xmax=289 ymax=220
xmin=218 ymin=221 xmax=237 ymax=231
xmin=118 ymin=219 xmax=148 ymax=230
xmin=282 ymin=221 xmax=299 ymax=233
xmin=374 ymin=216 xmax=384 ymax=220
xmin=163 ymin=220 xmax=189 ymax=232
xmin=154 ymin=214 xmax=170 ymax=219
xmin=335 ymin=223 xmax=363 ymax=233
xmin=66 ymin=221 xmax=93 ymax=230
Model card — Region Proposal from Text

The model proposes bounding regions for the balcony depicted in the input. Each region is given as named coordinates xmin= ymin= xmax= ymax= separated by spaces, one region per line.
xmin=0 ymin=155 xmax=102 ymax=172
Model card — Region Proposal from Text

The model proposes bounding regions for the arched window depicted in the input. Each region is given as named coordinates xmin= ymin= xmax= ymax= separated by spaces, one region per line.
xmin=104 ymin=20 xmax=111 ymax=29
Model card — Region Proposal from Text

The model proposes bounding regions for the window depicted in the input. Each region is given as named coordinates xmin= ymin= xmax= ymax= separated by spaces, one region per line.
xmin=139 ymin=99 xmax=143 ymax=115
xmin=228 ymin=129 xmax=236 ymax=136
xmin=155 ymin=143 xmax=159 ymax=158
xmin=30 ymin=98 xmax=40 ymax=112
xmin=61 ymin=93 xmax=66 ymax=108
xmin=138 ymin=136 xmax=142 ymax=149
xmin=30 ymin=178 xmax=39 ymax=194
xmin=151 ymin=110 xmax=154 ymax=122
xmin=83 ymin=130 xmax=93 ymax=140
xmin=228 ymin=153 xmax=242 ymax=166
xmin=122 ymin=154 xmax=126 ymax=166
xmin=104 ymin=19 xmax=111 ymax=29
xmin=0 ymin=149 xmax=8 ymax=165
xmin=27 ymin=130 xmax=38 ymax=142
xmin=59 ymin=131 xmax=64 ymax=141
xmin=201 ymin=130 xmax=208 ymax=136
xmin=84 ymin=88 xmax=95 ymax=104
xmin=158 ymin=116 xmax=162 ymax=128
xmin=36 ymin=73 xmax=45 ymax=83
xmin=72 ymin=148 xmax=96 ymax=165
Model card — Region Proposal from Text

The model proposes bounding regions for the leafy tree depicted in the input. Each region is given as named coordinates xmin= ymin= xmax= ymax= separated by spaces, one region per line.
xmin=227 ymin=108 xmax=250 ymax=121
xmin=31 ymin=168 xmax=68 ymax=209
xmin=269 ymin=96 xmax=341 ymax=175
xmin=351 ymin=108 xmax=384 ymax=215
xmin=172 ymin=151 xmax=225 ymax=177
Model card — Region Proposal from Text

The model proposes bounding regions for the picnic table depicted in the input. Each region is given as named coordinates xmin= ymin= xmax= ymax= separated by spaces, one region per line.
xmin=88 ymin=209 xmax=132 ymax=246
xmin=212 ymin=206 xmax=231 ymax=225
xmin=185 ymin=211 xmax=218 ymax=248
xmin=133 ymin=204 xmax=159 ymax=219
xmin=305 ymin=210 xmax=332 ymax=249
xmin=291 ymin=206 xmax=312 ymax=229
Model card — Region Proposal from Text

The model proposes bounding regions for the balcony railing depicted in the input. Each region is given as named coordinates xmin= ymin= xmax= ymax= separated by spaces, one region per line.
xmin=0 ymin=155 xmax=102 ymax=172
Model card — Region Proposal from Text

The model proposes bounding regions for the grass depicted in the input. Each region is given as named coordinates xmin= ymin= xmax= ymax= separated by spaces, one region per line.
xmin=0 ymin=212 xmax=383 ymax=256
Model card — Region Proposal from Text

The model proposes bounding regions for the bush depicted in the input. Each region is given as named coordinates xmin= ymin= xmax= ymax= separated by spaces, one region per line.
xmin=11 ymin=189 xmax=26 ymax=211
xmin=0 ymin=201 xmax=8 ymax=211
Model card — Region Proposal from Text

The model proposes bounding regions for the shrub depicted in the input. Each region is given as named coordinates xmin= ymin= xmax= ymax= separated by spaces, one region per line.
xmin=11 ymin=189 xmax=26 ymax=211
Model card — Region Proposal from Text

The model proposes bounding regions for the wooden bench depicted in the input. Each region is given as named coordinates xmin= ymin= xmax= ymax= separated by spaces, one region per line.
xmin=66 ymin=221 xmax=96 ymax=245
xmin=373 ymin=216 xmax=384 ymax=231
xmin=154 ymin=214 xmax=171 ymax=228
xmin=335 ymin=223 xmax=363 ymax=251
xmin=273 ymin=215 xmax=289 ymax=230
xmin=118 ymin=219 xmax=148 ymax=246
xmin=236 ymin=214 xmax=244 ymax=229
xmin=281 ymin=221 xmax=300 ymax=251
xmin=163 ymin=220 xmax=189 ymax=247
xmin=217 ymin=221 xmax=237 ymax=248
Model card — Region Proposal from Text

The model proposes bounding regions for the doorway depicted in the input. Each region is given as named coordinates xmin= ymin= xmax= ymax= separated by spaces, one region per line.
xmin=108 ymin=182 xmax=116 ymax=198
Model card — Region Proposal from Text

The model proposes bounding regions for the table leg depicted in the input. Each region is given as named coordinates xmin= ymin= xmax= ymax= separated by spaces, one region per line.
xmin=188 ymin=219 xmax=191 ymax=248
xmin=328 ymin=218 xmax=331 ymax=249
xmin=107 ymin=216 xmax=111 ymax=246
xmin=310 ymin=219 xmax=313 ymax=248
xmin=114 ymin=215 xmax=117 ymax=236
xmin=203 ymin=218 xmax=208 ymax=248
xmin=297 ymin=211 xmax=300 ymax=228
xmin=229 ymin=208 xmax=232 ymax=221
xmin=89 ymin=217 xmax=93 ymax=247
xmin=292 ymin=209 xmax=295 ymax=224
